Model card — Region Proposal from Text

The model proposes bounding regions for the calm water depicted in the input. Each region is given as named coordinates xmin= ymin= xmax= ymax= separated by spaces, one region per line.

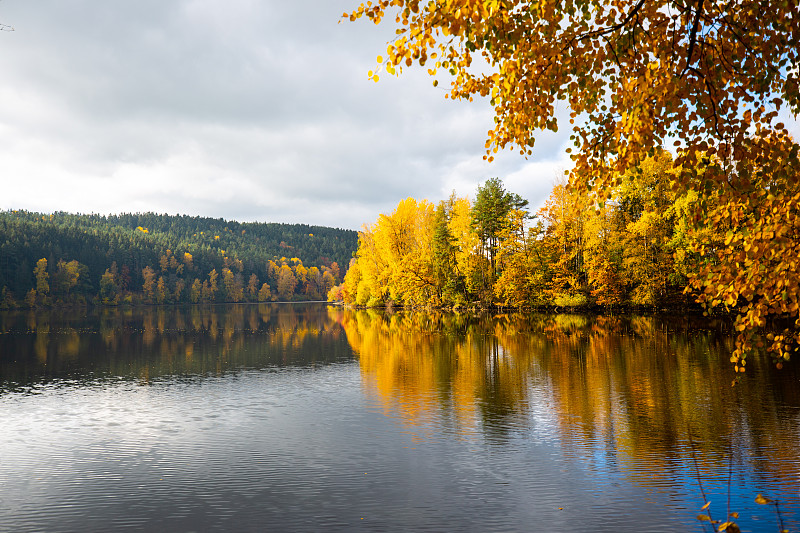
xmin=0 ymin=304 xmax=798 ymax=532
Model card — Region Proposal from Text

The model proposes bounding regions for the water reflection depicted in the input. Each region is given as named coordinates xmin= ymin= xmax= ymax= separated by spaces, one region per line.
xmin=336 ymin=308 xmax=800 ymax=524
xmin=0 ymin=304 xmax=353 ymax=390
xmin=2 ymin=305 xmax=799 ymax=530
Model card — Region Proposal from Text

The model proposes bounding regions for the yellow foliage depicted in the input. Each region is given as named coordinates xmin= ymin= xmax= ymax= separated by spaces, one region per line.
xmin=448 ymin=196 xmax=480 ymax=294
xmin=347 ymin=0 xmax=800 ymax=369
xmin=353 ymin=197 xmax=437 ymax=306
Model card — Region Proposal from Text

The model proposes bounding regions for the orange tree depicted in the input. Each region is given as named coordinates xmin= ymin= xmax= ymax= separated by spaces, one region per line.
xmin=347 ymin=0 xmax=800 ymax=371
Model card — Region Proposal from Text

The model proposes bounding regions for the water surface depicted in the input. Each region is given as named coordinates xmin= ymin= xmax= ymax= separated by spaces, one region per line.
xmin=1 ymin=304 xmax=798 ymax=532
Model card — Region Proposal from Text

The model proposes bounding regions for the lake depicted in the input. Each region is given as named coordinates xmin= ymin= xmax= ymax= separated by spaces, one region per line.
xmin=0 ymin=303 xmax=798 ymax=532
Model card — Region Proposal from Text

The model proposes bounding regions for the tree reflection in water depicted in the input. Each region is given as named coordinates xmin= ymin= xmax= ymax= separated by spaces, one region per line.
xmin=1 ymin=304 xmax=797 ymax=527
xmin=336 ymin=308 xmax=800 ymax=508
xmin=0 ymin=304 xmax=353 ymax=388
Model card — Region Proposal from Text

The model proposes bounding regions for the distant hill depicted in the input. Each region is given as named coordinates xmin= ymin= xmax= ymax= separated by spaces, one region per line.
xmin=0 ymin=210 xmax=358 ymax=306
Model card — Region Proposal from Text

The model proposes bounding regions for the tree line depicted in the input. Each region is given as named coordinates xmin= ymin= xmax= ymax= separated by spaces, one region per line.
xmin=330 ymin=151 xmax=708 ymax=313
xmin=0 ymin=210 xmax=357 ymax=307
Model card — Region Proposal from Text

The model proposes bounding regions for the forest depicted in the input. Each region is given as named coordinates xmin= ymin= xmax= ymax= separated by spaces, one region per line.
xmin=345 ymin=0 xmax=800 ymax=374
xmin=0 ymin=210 xmax=357 ymax=307
xmin=329 ymin=144 xmax=800 ymax=372
xmin=331 ymin=150 xmax=696 ymax=311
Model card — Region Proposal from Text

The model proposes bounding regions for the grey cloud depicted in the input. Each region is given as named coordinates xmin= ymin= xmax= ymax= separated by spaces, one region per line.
xmin=0 ymin=0 xmax=568 ymax=230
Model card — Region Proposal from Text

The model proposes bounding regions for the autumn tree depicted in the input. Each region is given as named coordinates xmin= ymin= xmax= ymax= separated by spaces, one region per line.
xmin=330 ymin=262 xmax=341 ymax=284
xmin=173 ymin=278 xmax=185 ymax=302
xmin=221 ymin=267 xmax=244 ymax=302
xmin=202 ymin=269 xmax=218 ymax=302
xmin=540 ymin=182 xmax=588 ymax=305
xmin=688 ymin=134 xmax=800 ymax=371
xmin=156 ymin=276 xmax=168 ymax=304
xmin=583 ymin=206 xmax=626 ymax=307
xmin=337 ymin=258 xmax=362 ymax=304
xmin=348 ymin=1 xmax=800 ymax=367
xmin=294 ymin=261 xmax=308 ymax=292
xmin=190 ymin=279 xmax=202 ymax=303
xmin=258 ymin=282 xmax=272 ymax=302
xmin=142 ymin=266 xmax=156 ymax=302
xmin=277 ymin=264 xmax=297 ymax=300
xmin=348 ymin=0 xmax=798 ymax=186
xmin=247 ymin=273 xmax=260 ymax=301
xmin=448 ymin=195 xmax=483 ymax=299
xmin=321 ymin=270 xmax=336 ymax=298
xmin=306 ymin=266 xmax=322 ymax=300
xmin=25 ymin=288 xmax=36 ymax=308
xmin=357 ymin=197 xmax=437 ymax=306
xmin=182 ymin=252 xmax=194 ymax=273
xmin=266 ymin=260 xmax=280 ymax=287
xmin=616 ymin=152 xmax=681 ymax=306
xmin=49 ymin=259 xmax=82 ymax=300
xmin=34 ymin=258 xmax=49 ymax=296
xmin=351 ymin=225 xmax=388 ymax=305
xmin=494 ymin=209 xmax=549 ymax=307
xmin=30 ymin=258 xmax=50 ymax=305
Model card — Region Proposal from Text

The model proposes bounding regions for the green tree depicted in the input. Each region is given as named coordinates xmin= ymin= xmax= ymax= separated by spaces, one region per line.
xmin=471 ymin=178 xmax=528 ymax=277
xmin=431 ymin=202 xmax=462 ymax=306
xmin=99 ymin=268 xmax=119 ymax=304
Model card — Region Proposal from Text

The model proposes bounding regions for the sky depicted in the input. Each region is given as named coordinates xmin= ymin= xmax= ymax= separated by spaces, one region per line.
xmin=0 ymin=1 xmax=570 ymax=231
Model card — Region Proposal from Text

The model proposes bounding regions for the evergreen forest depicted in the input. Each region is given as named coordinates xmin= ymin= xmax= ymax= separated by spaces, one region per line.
xmin=0 ymin=210 xmax=357 ymax=307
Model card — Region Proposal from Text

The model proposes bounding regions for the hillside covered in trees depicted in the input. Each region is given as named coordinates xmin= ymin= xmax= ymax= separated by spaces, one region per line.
xmin=0 ymin=210 xmax=357 ymax=307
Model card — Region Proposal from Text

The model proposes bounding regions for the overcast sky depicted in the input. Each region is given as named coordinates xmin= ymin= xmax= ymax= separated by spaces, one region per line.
xmin=4 ymin=3 xmax=796 ymax=232
xmin=0 ymin=1 xmax=574 ymax=230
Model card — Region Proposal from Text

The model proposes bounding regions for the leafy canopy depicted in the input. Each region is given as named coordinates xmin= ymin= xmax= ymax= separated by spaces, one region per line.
xmin=347 ymin=0 xmax=799 ymax=187
xmin=348 ymin=0 xmax=800 ymax=372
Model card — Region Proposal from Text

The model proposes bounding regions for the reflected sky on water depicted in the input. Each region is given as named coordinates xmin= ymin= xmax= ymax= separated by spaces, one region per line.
xmin=1 ymin=304 xmax=798 ymax=532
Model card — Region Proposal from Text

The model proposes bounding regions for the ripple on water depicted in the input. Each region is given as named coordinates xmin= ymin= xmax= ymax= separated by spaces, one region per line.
xmin=1 ymin=348 xmax=798 ymax=532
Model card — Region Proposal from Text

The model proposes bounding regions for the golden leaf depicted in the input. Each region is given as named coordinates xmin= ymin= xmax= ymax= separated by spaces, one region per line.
xmin=755 ymin=494 xmax=773 ymax=505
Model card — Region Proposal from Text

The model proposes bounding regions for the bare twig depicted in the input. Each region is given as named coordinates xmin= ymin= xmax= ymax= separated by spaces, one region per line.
xmin=688 ymin=428 xmax=715 ymax=532
xmin=726 ymin=441 xmax=733 ymax=522
xmin=775 ymin=499 xmax=786 ymax=533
